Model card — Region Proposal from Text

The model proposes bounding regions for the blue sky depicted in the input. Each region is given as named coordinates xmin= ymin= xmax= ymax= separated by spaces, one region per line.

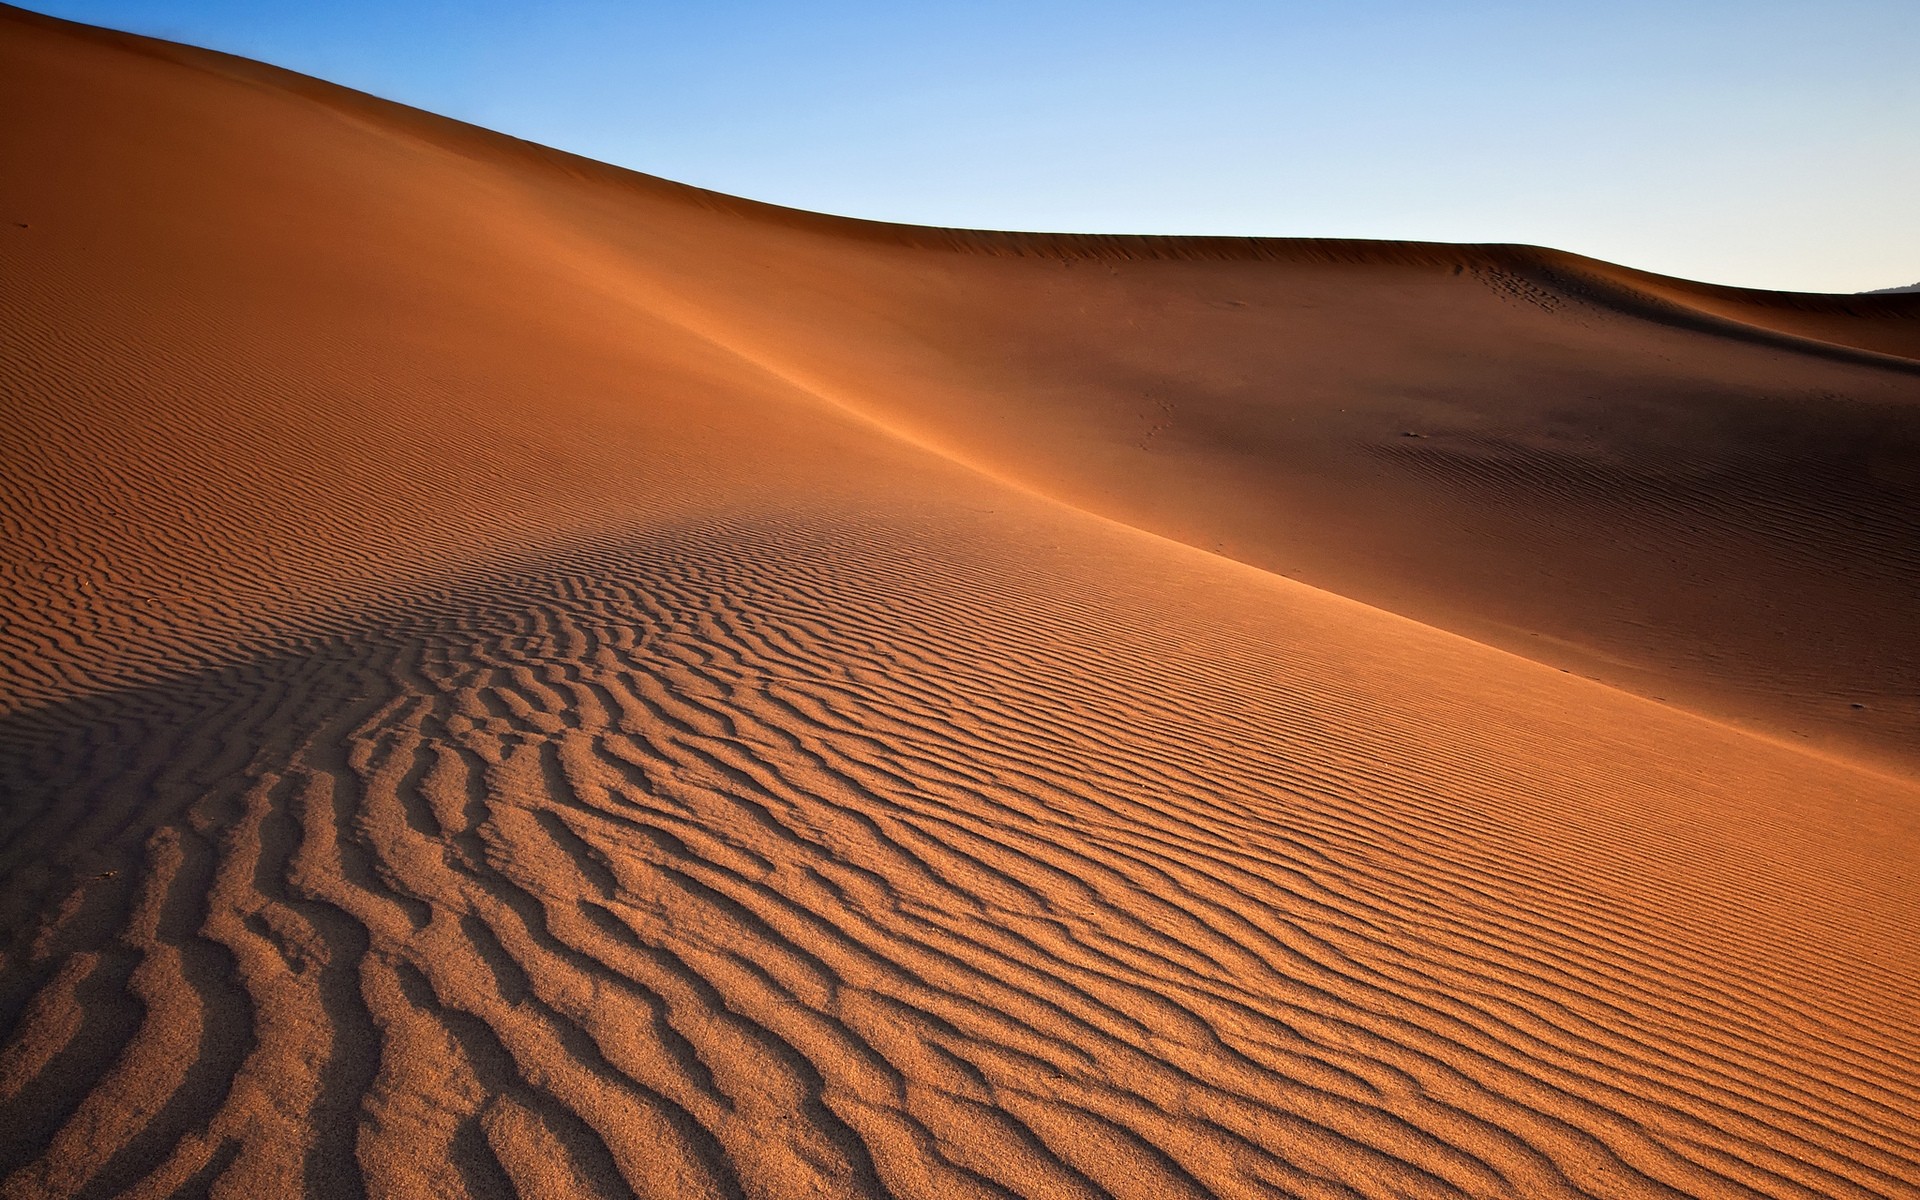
xmin=20 ymin=1 xmax=1919 ymax=292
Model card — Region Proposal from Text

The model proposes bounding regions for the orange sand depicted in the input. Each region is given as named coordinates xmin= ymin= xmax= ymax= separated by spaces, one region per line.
xmin=3 ymin=5 xmax=1918 ymax=1198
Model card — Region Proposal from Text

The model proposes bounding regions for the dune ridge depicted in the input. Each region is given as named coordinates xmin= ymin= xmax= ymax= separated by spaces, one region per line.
xmin=3 ymin=5 xmax=1918 ymax=1198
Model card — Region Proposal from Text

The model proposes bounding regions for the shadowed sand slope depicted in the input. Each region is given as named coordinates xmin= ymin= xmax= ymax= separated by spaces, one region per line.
xmin=3 ymin=6 xmax=1918 ymax=1200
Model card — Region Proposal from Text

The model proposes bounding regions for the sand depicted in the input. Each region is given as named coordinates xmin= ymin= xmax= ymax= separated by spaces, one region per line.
xmin=3 ymin=5 xmax=1918 ymax=1198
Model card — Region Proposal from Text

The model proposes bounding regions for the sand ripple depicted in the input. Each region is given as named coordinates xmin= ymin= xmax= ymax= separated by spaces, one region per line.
xmin=6 ymin=518 xmax=1917 ymax=1198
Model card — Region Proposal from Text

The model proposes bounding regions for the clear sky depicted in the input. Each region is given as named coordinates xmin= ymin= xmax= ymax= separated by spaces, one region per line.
xmin=19 ymin=0 xmax=1919 ymax=292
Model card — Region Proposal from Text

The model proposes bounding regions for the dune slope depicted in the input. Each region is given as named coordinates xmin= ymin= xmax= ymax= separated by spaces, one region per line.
xmin=3 ymin=6 xmax=1918 ymax=1199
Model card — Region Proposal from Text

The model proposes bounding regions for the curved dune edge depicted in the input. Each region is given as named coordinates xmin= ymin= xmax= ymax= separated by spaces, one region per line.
xmin=5 ymin=1 xmax=1918 ymax=776
xmin=4 ymin=5 xmax=1920 ymax=1199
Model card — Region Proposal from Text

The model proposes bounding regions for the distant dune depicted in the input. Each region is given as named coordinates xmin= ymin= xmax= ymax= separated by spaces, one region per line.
xmin=4 ymin=5 xmax=1918 ymax=1199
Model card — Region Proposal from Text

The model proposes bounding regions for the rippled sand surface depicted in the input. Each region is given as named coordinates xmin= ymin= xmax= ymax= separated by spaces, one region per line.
xmin=4 ymin=6 xmax=1919 ymax=1197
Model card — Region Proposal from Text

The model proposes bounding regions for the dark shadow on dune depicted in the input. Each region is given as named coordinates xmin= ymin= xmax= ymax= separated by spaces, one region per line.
xmin=0 ymin=522 xmax=898 ymax=1198
xmin=0 ymin=623 xmax=399 ymax=1196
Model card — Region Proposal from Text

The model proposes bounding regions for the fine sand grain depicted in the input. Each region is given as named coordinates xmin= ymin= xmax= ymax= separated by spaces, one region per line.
xmin=3 ymin=6 xmax=1918 ymax=1198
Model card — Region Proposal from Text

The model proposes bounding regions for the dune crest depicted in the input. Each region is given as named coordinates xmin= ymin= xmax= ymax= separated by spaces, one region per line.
xmin=3 ymin=5 xmax=1918 ymax=1198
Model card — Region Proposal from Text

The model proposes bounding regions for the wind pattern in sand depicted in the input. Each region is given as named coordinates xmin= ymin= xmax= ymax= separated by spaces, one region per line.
xmin=7 ymin=520 xmax=1919 ymax=1199
xmin=3 ymin=5 xmax=1919 ymax=1198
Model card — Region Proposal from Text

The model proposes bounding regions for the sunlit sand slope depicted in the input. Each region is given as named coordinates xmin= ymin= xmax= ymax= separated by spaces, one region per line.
xmin=502 ymin=175 xmax=1920 ymax=771
xmin=3 ymin=6 xmax=1918 ymax=1199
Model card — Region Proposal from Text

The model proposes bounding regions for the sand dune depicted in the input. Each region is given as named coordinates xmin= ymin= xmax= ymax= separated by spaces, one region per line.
xmin=3 ymin=5 xmax=1918 ymax=1198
